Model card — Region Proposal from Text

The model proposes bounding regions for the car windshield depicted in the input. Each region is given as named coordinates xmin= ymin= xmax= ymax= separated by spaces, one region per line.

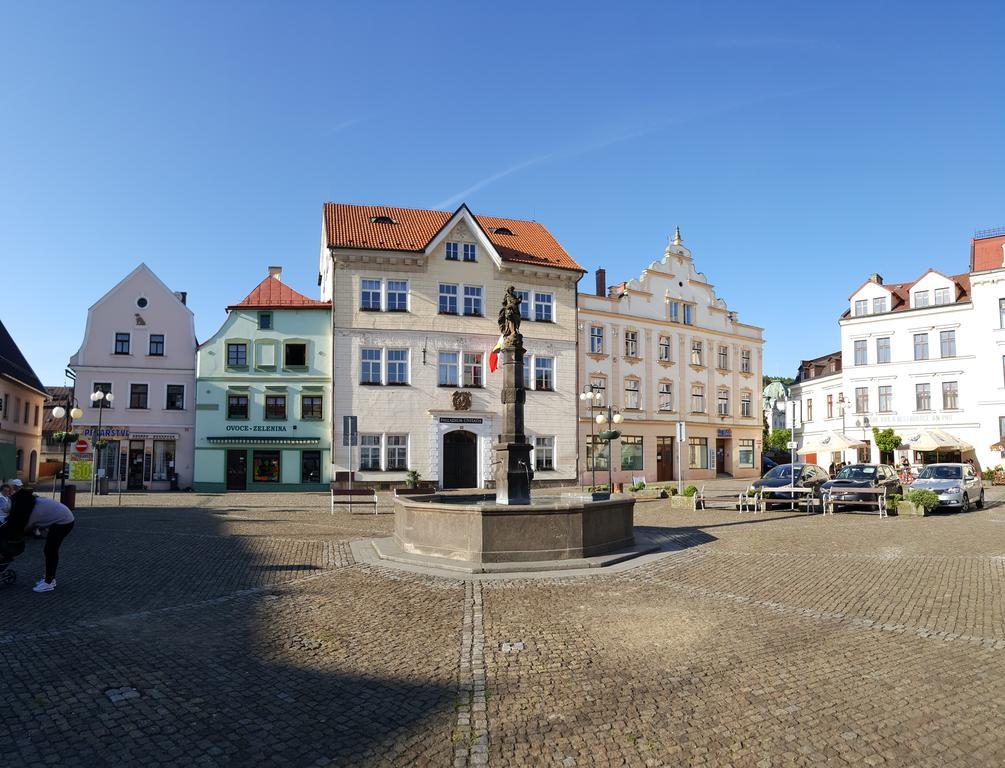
xmin=764 ymin=465 xmax=795 ymax=479
xmin=916 ymin=465 xmax=962 ymax=480
xmin=835 ymin=465 xmax=877 ymax=481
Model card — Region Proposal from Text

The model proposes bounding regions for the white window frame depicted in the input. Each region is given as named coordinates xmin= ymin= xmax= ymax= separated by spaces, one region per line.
xmin=386 ymin=279 xmax=409 ymax=312
xmin=360 ymin=278 xmax=383 ymax=311
xmin=360 ymin=348 xmax=383 ymax=385
xmin=438 ymin=351 xmax=459 ymax=387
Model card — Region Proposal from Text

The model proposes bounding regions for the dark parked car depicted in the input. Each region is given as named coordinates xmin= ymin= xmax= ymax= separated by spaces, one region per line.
xmin=750 ymin=463 xmax=830 ymax=505
xmin=821 ymin=464 xmax=902 ymax=504
xmin=761 ymin=455 xmax=778 ymax=474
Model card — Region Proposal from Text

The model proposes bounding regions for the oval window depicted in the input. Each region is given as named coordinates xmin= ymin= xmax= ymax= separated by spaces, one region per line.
xmin=136 ymin=297 xmax=148 ymax=308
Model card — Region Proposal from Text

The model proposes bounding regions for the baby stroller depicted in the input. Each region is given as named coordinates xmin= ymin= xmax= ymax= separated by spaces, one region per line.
xmin=1 ymin=538 xmax=26 ymax=586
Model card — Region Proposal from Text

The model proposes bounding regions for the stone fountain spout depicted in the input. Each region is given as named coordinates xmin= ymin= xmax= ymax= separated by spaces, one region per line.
xmin=494 ymin=286 xmax=533 ymax=505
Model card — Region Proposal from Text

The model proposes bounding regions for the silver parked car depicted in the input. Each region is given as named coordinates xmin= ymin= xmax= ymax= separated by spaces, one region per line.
xmin=908 ymin=463 xmax=984 ymax=511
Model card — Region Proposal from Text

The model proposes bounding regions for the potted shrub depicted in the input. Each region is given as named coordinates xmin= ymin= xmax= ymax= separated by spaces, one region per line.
xmin=885 ymin=493 xmax=901 ymax=516
xmin=405 ymin=469 xmax=421 ymax=489
xmin=903 ymin=489 xmax=939 ymax=516
xmin=629 ymin=480 xmax=646 ymax=493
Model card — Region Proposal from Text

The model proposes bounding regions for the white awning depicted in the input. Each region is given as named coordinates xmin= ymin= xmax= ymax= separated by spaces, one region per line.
xmin=797 ymin=431 xmax=866 ymax=455
xmin=904 ymin=429 xmax=972 ymax=452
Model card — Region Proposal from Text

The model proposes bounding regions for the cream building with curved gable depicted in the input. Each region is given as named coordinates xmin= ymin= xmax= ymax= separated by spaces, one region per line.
xmin=578 ymin=231 xmax=764 ymax=484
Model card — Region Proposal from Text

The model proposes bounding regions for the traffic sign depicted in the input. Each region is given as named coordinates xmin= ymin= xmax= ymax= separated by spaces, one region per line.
xmin=786 ymin=440 xmax=797 ymax=450
xmin=341 ymin=415 xmax=358 ymax=447
xmin=74 ymin=439 xmax=89 ymax=453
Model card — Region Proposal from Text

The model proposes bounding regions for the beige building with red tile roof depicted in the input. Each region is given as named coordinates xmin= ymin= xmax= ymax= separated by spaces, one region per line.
xmin=0 ymin=319 xmax=47 ymax=483
xmin=320 ymin=203 xmax=583 ymax=488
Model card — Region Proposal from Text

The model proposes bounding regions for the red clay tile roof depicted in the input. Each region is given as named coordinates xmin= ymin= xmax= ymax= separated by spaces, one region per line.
xmin=971 ymin=234 xmax=1005 ymax=272
xmin=841 ymin=271 xmax=971 ymax=317
xmin=227 ymin=275 xmax=330 ymax=310
xmin=323 ymin=203 xmax=583 ymax=273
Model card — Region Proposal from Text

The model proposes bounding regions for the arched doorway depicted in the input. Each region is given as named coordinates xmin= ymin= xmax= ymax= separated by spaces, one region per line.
xmin=442 ymin=430 xmax=478 ymax=489
xmin=29 ymin=450 xmax=37 ymax=482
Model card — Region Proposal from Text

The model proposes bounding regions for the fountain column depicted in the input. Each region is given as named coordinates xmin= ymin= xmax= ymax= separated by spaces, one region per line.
xmin=494 ymin=289 xmax=534 ymax=505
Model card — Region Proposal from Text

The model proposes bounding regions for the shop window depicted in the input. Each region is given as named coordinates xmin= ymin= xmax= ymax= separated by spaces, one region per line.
xmin=738 ymin=439 xmax=754 ymax=468
xmin=586 ymin=436 xmax=609 ymax=471
xmin=301 ymin=451 xmax=321 ymax=483
xmin=152 ymin=440 xmax=175 ymax=481
xmin=285 ymin=343 xmax=307 ymax=368
xmin=252 ymin=451 xmax=280 ymax=483
xmin=688 ymin=437 xmax=709 ymax=469
xmin=620 ymin=436 xmax=643 ymax=471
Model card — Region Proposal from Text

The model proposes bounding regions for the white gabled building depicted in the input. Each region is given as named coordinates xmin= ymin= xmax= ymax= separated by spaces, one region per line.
xmin=69 ymin=263 xmax=197 ymax=490
xmin=792 ymin=229 xmax=1005 ymax=471
xmin=319 ymin=203 xmax=583 ymax=489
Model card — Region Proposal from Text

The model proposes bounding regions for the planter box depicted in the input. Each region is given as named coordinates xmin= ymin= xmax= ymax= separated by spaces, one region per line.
xmin=670 ymin=496 xmax=696 ymax=510
xmin=897 ymin=501 xmax=926 ymax=517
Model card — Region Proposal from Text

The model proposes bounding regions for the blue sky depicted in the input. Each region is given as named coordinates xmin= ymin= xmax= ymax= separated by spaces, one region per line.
xmin=2 ymin=1 xmax=1003 ymax=385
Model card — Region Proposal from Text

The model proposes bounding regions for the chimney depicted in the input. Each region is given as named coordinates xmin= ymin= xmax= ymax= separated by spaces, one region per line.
xmin=268 ymin=266 xmax=283 ymax=281
xmin=869 ymin=273 xmax=883 ymax=285
xmin=595 ymin=268 xmax=606 ymax=297
xmin=173 ymin=291 xmax=187 ymax=305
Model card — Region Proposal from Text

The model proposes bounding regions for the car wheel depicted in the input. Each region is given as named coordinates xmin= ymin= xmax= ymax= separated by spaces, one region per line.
xmin=977 ymin=490 xmax=984 ymax=509
xmin=961 ymin=493 xmax=970 ymax=513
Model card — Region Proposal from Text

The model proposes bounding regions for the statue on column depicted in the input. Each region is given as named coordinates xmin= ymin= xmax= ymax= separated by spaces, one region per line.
xmin=498 ymin=285 xmax=522 ymax=340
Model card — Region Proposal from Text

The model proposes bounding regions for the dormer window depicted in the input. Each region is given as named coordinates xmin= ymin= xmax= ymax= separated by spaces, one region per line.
xmin=854 ymin=299 xmax=868 ymax=316
xmin=914 ymin=290 xmax=929 ymax=308
xmin=491 ymin=227 xmax=514 ymax=235
xmin=872 ymin=297 xmax=887 ymax=314
xmin=934 ymin=287 xmax=950 ymax=305
xmin=369 ymin=215 xmax=396 ymax=225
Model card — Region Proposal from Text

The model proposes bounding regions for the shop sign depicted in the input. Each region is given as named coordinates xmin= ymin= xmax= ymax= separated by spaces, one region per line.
xmin=225 ymin=425 xmax=289 ymax=432
xmin=440 ymin=417 xmax=483 ymax=424
xmin=79 ymin=425 xmax=130 ymax=439
xmin=130 ymin=434 xmax=178 ymax=440
xmin=717 ymin=428 xmax=732 ymax=437
xmin=69 ymin=453 xmax=92 ymax=481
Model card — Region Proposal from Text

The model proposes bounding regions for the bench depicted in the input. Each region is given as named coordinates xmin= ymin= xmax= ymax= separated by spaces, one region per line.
xmin=822 ymin=487 xmax=887 ymax=518
xmin=747 ymin=486 xmax=820 ymax=514
xmin=329 ymin=486 xmax=378 ymax=514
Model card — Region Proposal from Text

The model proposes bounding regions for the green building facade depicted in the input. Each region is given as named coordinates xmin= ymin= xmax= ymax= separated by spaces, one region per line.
xmin=193 ymin=269 xmax=332 ymax=492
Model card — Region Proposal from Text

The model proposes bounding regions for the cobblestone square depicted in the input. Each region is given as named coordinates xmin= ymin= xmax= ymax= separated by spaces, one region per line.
xmin=2 ymin=491 xmax=1004 ymax=766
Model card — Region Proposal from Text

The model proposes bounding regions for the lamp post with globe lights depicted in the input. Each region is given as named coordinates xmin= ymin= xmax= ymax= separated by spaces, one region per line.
xmin=50 ymin=398 xmax=83 ymax=500
xmin=579 ymin=386 xmax=603 ymax=488
xmin=595 ymin=405 xmax=624 ymax=496
xmin=89 ymin=389 xmax=114 ymax=504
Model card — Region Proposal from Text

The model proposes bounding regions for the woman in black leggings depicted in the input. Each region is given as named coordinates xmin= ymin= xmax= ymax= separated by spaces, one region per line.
xmin=22 ymin=495 xmax=75 ymax=593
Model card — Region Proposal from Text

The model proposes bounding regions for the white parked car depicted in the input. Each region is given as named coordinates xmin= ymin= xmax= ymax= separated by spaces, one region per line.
xmin=908 ymin=463 xmax=983 ymax=511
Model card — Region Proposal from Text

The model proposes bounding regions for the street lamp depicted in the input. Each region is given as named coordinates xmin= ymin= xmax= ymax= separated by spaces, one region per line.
xmin=595 ymin=406 xmax=624 ymax=495
xmin=89 ymin=389 xmax=114 ymax=504
xmin=579 ymin=386 xmax=603 ymax=488
xmin=50 ymin=398 xmax=83 ymax=499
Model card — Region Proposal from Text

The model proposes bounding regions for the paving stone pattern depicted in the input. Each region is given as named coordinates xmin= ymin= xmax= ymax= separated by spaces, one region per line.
xmin=1 ymin=490 xmax=1004 ymax=766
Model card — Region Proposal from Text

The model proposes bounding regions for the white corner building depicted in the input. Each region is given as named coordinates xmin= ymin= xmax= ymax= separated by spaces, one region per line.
xmin=792 ymin=229 xmax=1005 ymax=471
xmin=69 ymin=263 xmax=197 ymax=489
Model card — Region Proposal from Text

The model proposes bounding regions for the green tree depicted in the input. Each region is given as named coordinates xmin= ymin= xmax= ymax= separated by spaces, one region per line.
xmin=766 ymin=428 xmax=792 ymax=453
xmin=872 ymin=427 xmax=903 ymax=455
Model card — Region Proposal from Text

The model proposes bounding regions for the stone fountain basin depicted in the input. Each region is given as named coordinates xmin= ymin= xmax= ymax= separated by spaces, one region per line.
xmin=393 ymin=492 xmax=635 ymax=563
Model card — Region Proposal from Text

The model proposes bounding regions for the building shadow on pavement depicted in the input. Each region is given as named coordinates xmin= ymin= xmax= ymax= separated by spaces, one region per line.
xmin=0 ymin=503 xmax=459 ymax=767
